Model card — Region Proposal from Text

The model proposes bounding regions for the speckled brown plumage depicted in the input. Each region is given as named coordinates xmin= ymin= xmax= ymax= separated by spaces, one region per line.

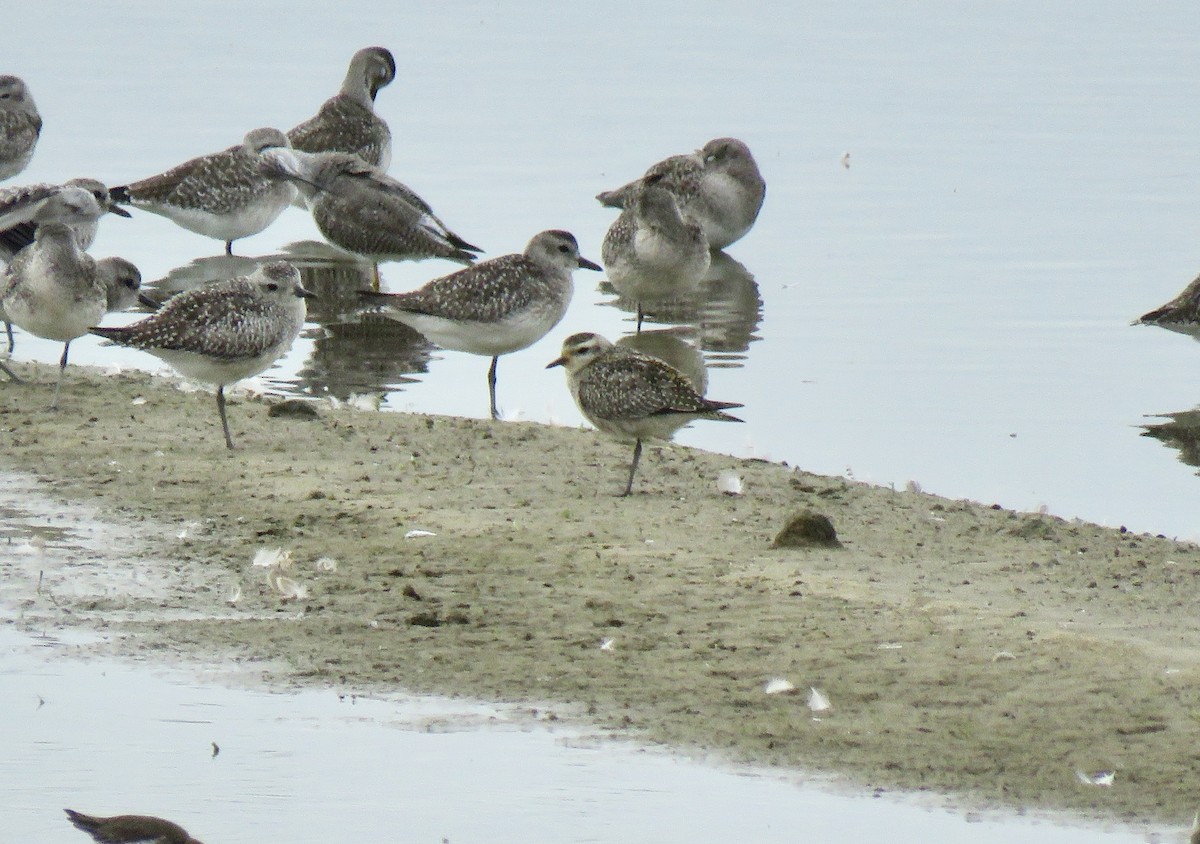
xmin=597 ymin=138 xmax=765 ymax=250
xmin=90 ymin=261 xmax=312 ymax=449
xmin=548 ymin=331 xmax=742 ymax=495
xmin=115 ymin=129 xmax=289 ymax=215
xmin=0 ymin=75 xmax=41 ymax=181
xmin=601 ymin=181 xmax=710 ymax=330
xmin=111 ymin=128 xmax=294 ymax=254
xmin=260 ymin=147 xmax=478 ymax=264
xmin=92 ymin=262 xmax=305 ymax=361
xmin=287 ymin=47 xmax=395 ymax=170
xmin=361 ymin=230 xmax=600 ymax=419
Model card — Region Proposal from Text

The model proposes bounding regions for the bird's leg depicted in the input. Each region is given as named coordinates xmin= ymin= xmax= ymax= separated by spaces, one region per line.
xmin=5 ymin=320 xmax=14 ymax=354
xmin=0 ymin=359 xmax=23 ymax=384
xmin=488 ymin=355 xmax=500 ymax=420
xmin=216 ymin=385 xmax=236 ymax=450
xmin=636 ymin=304 xmax=644 ymax=334
xmin=620 ymin=438 xmax=643 ymax=497
xmin=224 ymin=240 xmax=234 ymax=256
xmin=50 ymin=340 xmax=69 ymax=409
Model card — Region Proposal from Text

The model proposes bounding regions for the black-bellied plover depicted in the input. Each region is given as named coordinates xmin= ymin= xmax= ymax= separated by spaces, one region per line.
xmin=547 ymin=331 xmax=743 ymax=496
xmin=0 ymin=75 xmax=40 ymax=182
xmin=90 ymin=261 xmax=314 ymax=449
xmin=1 ymin=221 xmax=140 ymax=402
xmin=111 ymin=128 xmax=296 ymax=256
xmin=360 ymin=230 xmax=600 ymax=419
xmin=597 ymin=138 xmax=766 ymax=251
xmin=288 ymin=46 xmax=395 ymax=171
xmin=0 ymin=178 xmax=131 ymax=262
xmin=259 ymin=147 xmax=480 ymax=267
xmin=65 ymin=808 xmax=203 ymax=844
xmin=0 ymin=180 xmax=132 ymax=355
xmin=601 ymin=176 xmax=710 ymax=332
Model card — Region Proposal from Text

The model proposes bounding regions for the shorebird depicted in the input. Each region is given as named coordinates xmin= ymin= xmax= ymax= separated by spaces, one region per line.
xmin=547 ymin=331 xmax=743 ymax=496
xmin=596 ymin=138 xmax=766 ymax=250
xmin=1135 ymin=273 xmax=1200 ymax=340
xmin=1 ymin=221 xmax=140 ymax=404
xmin=90 ymin=260 xmax=314 ymax=449
xmin=0 ymin=180 xmax=133 ymax=354
xmin=601 ymin=176 xmax=710 ymax=332
xmin=360 ymin=230 xmax=600 ymax=419
xmin=0 ymin=178 xmax=131 ymax=261
xmin=288 ymin=46 xmax=395 ymax=171
xmin=111 ymin=128 xmax=296 ymax=256
xmin=259 ymin=147 xmax=480 ymax=268
xmin=65 ymin=808 xmax=203 ymax=844
xmin=0 ymin=75 xmax=41 ymax=181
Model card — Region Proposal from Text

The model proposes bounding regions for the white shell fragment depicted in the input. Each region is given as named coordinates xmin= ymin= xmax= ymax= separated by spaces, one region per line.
xmin=404 ymin=529 xmax=437 ymax=539
xmin=763 ymin=677 xmax=797 ymax=695
xmin=252 ymin=547 xmax=292 ymax=569
xmin=1074 ymin=769 xmax=1115 ymax=787
xmin=599 ymin=638 xmax=615 ymax=652
xmin=315 ymin=556 xmax=338 ymax=572
xmin=225 ymin=582 xmax=242 ymax=605
xmin=268 ymin=570 xmax=308 ymax=600
xmin=807 ymin=687 xmax=832 ymax=713
xmin=716 ymin=470 xmax=743 ymax=496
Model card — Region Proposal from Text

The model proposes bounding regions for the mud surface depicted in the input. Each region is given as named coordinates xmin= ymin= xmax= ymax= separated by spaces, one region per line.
xmin=4 ymin=363 xmax=1200 ymax=828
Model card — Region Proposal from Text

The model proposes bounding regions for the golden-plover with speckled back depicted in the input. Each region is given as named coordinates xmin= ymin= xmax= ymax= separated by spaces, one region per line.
xmin=547 ymin=331 xmax=743 ymax=495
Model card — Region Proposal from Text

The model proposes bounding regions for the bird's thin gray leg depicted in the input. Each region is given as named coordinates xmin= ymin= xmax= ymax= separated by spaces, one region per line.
xmin=216 ymin=385 xmax=235 ymax=450
xmin=636 ymin=304 xmax=644 ymax=334
xmin=224 ymin=240 xmax=234 ymax=256
xmin=0 ymin=359 xmax=23 ymax=383
xmin=488 ymin=355 xmax=501 ymax=420
xmin=621 ymin=438 xmax=643 ymax=497
xmin=51 ymin=340 xmax=70 ymax=409
xmin=5 ymin=320 xmax=14 ymax=354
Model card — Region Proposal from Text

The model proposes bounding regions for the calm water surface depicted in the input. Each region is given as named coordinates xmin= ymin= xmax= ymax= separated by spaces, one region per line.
xmin=0 ymin=624 xmax=1154 ymax=844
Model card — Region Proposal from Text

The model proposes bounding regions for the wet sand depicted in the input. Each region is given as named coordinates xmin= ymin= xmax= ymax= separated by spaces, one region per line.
xmin=4 ymin=362 xmax=1200 ymax=829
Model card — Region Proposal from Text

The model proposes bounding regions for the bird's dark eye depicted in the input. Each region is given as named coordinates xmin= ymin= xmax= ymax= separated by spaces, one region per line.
xmin=124 ymin=278 xmax=136 ymax=289
xmin=557 ymin=244 xmax=569 ymax=253
xmin=266 ymin=283 xmax=279 ymax=291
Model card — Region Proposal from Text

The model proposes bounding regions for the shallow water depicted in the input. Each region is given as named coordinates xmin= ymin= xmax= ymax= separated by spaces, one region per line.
xmin=0 ymin=627 xmax=1157 ymax=844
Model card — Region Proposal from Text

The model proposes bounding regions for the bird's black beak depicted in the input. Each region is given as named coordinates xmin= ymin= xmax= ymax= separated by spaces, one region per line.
xmin=546 ymin=356 xmax=565 ymax=369
xmin=108 ymin=204 xmax=132 ymax=218
xmin=577 ymin=256 xmax=602 ymax=271
xmin=295 ymin=284 xmax=317 ymax=299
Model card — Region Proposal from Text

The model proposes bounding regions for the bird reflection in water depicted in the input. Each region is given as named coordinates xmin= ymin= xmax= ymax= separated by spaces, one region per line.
xmin=599 ymin=250 xmax=762 ymax=367
xmin=1142 ymin=408 xmax=1200 ymax=471
xmin=282 ymin=243 xmax=433 ymax=401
